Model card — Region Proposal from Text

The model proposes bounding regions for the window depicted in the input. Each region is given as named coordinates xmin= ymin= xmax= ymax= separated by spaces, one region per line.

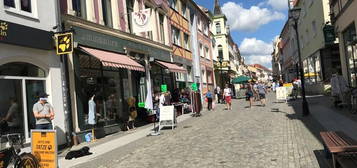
xmin=343 ymin=23 xmax=357 ymax=86
xmin=184 ymin=34 xmax=190 ymax=50
xmin=187 ymin=66 xmax=193 ymax=82
xmin=202 ymin=69 xmax=206 ymax=83
xmin=200 ymin=44 xmax=203 ymax=57
xmin=172 ymin=27 xmax=181 ymax=46
xmin=216 ymin=22 xmax=221 ymax=34
xmin=305 ymin=29 xmax=310 ymax=44
xmin=72 ymin=0 xmax=86 ymax=19
xmin=182 ymin=2 xmax=186 ymax=18
xmin=159 ymin=14 xmax=165 ymax=44
xmin=198 ymin=18 xmax=202 ymax=31
xmin=4 ymin=0 xmax=37 ymax=17
xmin=102 ymin=0 xmax=113 ymax=27
xmin=169 ymin=0 xmax=177 ymax=10
xmin=204 ymin=24 xmax=208 ymax=36
xmin=205 ymin=47 xmax=210 ymax=59
xmin=126 ymin=0 xmax=134 ymax=33
xmin=218 ymin=45 xmax=223 ymax=60
xmin=312 ymin=21 xmax=317 ymax=37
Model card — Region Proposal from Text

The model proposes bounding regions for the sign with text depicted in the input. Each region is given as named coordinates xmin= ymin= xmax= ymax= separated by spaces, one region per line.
xmin=55 ymin=32 xmax=73 ymax=55
xmin=276 ymin=87 xmax=287 ymax=101
xmin=31 ymin=130 xmax=57 ymax=168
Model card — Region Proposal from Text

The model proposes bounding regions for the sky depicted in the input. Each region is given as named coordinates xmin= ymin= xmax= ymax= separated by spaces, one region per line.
xmin=194 ymin=0 xmax=289 ymax=69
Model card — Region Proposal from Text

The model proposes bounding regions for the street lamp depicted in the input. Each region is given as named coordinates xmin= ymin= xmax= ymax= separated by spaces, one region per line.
xmin=289 ymin=7 xmax=310 ymax=116
xmin=218 ymin=56 xmax=223 ymax=88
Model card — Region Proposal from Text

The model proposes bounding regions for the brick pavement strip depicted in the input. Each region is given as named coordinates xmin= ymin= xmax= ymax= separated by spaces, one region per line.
xmin=73 ymin=94 xmax=330 ymax=168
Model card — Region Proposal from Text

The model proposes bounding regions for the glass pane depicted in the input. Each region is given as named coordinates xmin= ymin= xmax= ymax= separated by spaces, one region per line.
xmin=0 ymin=79 xmax=24 ymax=136
xmin=20 ymin=0 xmax=31 ymax=12
xmin=4 ymin=0 xmax=15 ymax=7
xmin=0 ymin=62 xmax=45 ymax=77
xmin=102 ymin=71 xmax=121 ymax=122
xmin=25 ymin=80 xmax=45 ymax=134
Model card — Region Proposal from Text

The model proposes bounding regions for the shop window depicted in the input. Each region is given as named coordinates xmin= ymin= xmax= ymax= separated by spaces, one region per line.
xmin=344 ymin=23 xmax=357 ymax=86
xmin=0 ymin=62 xmax=46 ymax=139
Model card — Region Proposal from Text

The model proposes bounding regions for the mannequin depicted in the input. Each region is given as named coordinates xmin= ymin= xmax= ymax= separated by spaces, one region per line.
xmin=88 ymin=94 xmax=96 ymax=142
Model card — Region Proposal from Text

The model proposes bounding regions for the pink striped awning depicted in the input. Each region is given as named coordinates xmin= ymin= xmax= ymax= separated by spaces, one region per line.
xmin=80 ymin=46 xmax=145 ymax=72
xmin=156 ymin=60 xmax=187 ymax=73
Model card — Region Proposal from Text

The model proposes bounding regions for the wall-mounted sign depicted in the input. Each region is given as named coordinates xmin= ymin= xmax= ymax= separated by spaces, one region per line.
xmin=191 ymin=83 xmax=198 ymax=91
xmin=55 ymin=32 xmax=73 ymax=55
xmin=323 ymin=25 xmax=335 ymax=45
xmin=215 ymin=61 xmax=230 ymax=68
xmin=0 ymin=19 xmax=52 ymax=49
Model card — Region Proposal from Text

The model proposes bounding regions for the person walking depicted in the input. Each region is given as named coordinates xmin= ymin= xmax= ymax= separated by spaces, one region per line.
xmin=223 ymin=84 xmax=232 ymax=110
xmin=33 ymin=92 xmax=54 ymax=130
xmin=205 ymin=89 xmax=213 ymax=111
xmin=257 ymin=81 xmax=267 ymax=107
xmin=246 ymin=80 xmax=254 ymax=108
xmin=215 ymin=86 xmax=222 ymax=104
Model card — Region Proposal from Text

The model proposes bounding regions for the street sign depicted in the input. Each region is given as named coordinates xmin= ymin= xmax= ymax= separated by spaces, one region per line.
xmin=191 ymin=83 xmax=198 ymax=91
xmin=55 ymin=32 xmax=73 ymax=55
xmin=161 ymin=84 xmax=167 ymax=92
xmin=31 ymin=130 xmax=57 ymax=168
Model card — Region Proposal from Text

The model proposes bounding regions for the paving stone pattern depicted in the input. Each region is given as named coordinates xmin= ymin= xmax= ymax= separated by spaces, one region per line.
xmin=74 ymin=94 xmax=330 ymax=168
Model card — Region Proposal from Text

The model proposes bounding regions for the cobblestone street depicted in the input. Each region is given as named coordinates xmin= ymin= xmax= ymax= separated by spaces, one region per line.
xmin=73 ymin=94 xmax=331 ymax=168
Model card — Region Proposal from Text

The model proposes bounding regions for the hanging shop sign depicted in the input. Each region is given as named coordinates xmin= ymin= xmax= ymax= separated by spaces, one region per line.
xmin=132 ymin=9 xmax=152 ymax=33
xmin=323 ymin=25 xmax=335 ymax=45
xmin=55 ymin=32 xmax=73 ymax=55
xmin=191 ymin=83 xmax=198 ymax=91
xmin=0 ymin=19 xmax=52 ymax=50
xmin=161 ymin=84 xmax=167 ymax=92
xmin=215 ymin=61 xmax=230 ymax=68
xmin=31 ymin=130 xmax=57 ymax=168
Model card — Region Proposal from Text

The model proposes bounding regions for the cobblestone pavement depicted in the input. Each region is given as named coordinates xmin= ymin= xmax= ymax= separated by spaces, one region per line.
xmin=74 ymin=93 xmax=331 ymax=168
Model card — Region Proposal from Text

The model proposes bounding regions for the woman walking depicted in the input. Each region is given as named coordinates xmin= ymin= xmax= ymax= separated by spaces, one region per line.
xmin=223 ymin=84 xmax=232 ymax=110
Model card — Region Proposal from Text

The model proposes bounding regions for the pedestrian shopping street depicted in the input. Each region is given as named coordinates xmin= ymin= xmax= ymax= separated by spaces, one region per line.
xmin=62 ymin=93 xmax=337 ymax=168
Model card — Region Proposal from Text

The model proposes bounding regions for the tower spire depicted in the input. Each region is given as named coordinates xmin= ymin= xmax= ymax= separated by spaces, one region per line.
xmin=214 ymin=0 xmax=222 ymax=15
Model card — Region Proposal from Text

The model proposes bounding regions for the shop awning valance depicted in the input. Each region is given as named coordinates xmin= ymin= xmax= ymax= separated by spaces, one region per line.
xmin=80 ymin=46 xmax=145 ymax=72
xmin=156 ymin=60 xmax=187 ymax=73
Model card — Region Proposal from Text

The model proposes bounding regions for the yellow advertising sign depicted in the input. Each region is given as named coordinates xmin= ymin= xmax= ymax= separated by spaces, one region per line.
xmin=55 ymin=32 xmax=73 ymax=55
xmin=283 ymin=83 xmax=293 ymax=87
xmin=31 ymin=130 xmax=57 ymax=168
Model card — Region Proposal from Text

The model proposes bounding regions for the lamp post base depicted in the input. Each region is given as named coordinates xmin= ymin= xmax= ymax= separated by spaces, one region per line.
xmin=302 ymin=99 xmax=310 ymax=116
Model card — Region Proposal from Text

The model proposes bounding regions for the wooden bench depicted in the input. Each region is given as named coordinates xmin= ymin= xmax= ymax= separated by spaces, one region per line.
xmin=320 ymin=131 xmax=357 ymax=168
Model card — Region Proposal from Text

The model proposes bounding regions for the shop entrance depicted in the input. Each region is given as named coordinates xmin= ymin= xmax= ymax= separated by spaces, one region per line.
xmin=0 ymin=62 xmax=46 ymax=141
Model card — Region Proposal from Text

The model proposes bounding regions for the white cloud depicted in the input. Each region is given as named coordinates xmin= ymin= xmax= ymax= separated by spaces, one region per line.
xmin=240 ymin=38 xmax=274 ymax=68
xmin=267 ymin=0 xmax=288 ymax=10
xmin=222 ymin=2 xmax=285 ymax=32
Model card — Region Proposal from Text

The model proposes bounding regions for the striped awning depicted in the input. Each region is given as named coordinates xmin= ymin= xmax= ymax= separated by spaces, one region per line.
xmin=156 ymin=60 xmax=187 ymax=73
xmin=80 ymin=46 xmax=145 ymax=72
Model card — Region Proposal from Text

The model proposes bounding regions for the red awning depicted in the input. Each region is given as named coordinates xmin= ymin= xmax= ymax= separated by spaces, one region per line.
xmin=80 ymin=46 xmax=145 ymax=72
xmin=156 ymin=60 xmax=187 ymax=73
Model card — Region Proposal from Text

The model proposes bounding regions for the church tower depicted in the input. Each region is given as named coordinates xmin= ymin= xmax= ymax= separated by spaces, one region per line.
xmin=214 ymin=0 xmax=222 ymax=15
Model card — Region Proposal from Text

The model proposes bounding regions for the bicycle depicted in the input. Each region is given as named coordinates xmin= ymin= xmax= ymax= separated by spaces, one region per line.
xmin=0 ymin=133 xmax=39 ymax=168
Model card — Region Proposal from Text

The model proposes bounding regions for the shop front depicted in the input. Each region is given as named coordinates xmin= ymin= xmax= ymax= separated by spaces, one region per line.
xmin=0 ymin=20 xmax=66 ymax=145
xmin=63 ymin=16 xmax=172 ymax=138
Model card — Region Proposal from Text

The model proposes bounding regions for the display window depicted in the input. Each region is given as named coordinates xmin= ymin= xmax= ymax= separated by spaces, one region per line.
xmin=0 ymin=62 xmax=46 ymax=140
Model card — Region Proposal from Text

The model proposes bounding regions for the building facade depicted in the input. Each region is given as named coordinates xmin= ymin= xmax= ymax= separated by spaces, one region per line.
xmin=0 ymin=0 xmax=68 ymax=145
xmin=330 ymin=0 xmax=357 ymax=87
xmin=60 ymin=0 xmax=175 ymax=140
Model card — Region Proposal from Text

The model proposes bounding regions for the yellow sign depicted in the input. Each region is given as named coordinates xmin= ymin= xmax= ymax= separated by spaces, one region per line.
xmin=215 ymin=61 xmax=229 ymax=68
xmin=283 ymin=83 xmax=293 ymax=87
xmin=31 ymin=130 xmax=57 ymax=168
xmin=0 ymin=22 xmax=8 ymax=39
xmin=55 ymin=32 xmax=73 ymax=55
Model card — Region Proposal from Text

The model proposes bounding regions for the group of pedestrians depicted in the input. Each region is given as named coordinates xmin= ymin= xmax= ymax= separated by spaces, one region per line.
xmin=246 ymin=80 xmax=268 ymax=108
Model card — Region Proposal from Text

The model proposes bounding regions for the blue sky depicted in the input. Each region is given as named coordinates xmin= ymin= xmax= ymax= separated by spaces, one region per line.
xmin=194 ymin=0 xmax=289 ymax=68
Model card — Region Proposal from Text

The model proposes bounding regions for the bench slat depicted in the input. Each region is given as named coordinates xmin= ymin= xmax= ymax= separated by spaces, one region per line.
xmin=321 ymin=131 xmax=357 ymax=153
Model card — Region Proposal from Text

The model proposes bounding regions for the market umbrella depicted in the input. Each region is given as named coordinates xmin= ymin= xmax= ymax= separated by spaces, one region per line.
xmin=232 ymin=76 xmax=251 ymax=84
